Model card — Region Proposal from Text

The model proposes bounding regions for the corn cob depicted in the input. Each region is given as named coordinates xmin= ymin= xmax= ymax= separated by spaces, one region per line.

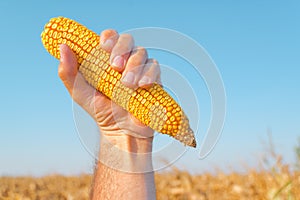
xmin=41 ymin=17 xmax=196 ymax=147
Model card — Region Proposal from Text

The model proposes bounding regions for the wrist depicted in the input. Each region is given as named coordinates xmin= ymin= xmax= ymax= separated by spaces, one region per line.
xmin=104 ymin=134 xmax=153 ymax=153
xmin=98 ymin=130 xmax=154 ymax=173
xmin=99 ymin=128 xmax=153 ymax=153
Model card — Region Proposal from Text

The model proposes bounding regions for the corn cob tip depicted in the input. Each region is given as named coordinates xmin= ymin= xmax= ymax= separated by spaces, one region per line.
xmin=174 ymin=128 xmax=196 ymax=147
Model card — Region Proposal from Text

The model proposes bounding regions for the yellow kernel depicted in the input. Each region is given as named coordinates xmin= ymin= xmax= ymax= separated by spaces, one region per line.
xmin=79 ymin=50 xmax=84 ymax=57
xmin=138 ymin=96 xmax=143 ymax=101
xmin=73 ymin=45 xmax=78 ymax=51
xmin=79 ymin=33 xmax=85 ymax=38
xmin=73 ymin=37 xmax=79 ymax=43
xmin=150 ymin=105 xmax=155 ymax=111
xmin=144 ymin=92 xmax=149 ymax=98
xmin=159 ymin=98 xmax=165 ymax=104
xmin=167 ymin=106 xmax=173 ymax=112
xmin=49 ymin=29 xmax=54 ymax=37
xmin=170 ymin=116 xmax=175 ymax=122
xmin=83 ymin=44 xmax=89 ymax=50
xmin=69 ymin=35 xmax=75 ymax=41
xmin=110 ymin=70 xmax=114 ymax=76
xmin=92 ymin=41 xmax=98 ymax=47
xmin=83 ymin=52 xmax=87 ymax=59
xmin=87 ymin=46 xmax=92 ymax=52
xmin=57 ymin=26 xmax=62 ymax=31
xmin=140 ymin=90 xmax=145 ymax=96
xmin=103 ymin=64 xmax=108 ymax=70
xmin=55 ymin=18 xmax=62 ymax=23
xmin=62 ymin=26 xmax=68 ymax=32
xmin=52 ymin=31 xmax=57 ymax=39
xmin=114 ymin=71 xmax=119 ymax=77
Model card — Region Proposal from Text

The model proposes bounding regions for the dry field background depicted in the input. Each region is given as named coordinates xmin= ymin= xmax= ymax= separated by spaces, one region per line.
xmin=1 ymin=138 xmax=300 ymax=199
xmin=0 ymin=169 xmax=299 ymax=200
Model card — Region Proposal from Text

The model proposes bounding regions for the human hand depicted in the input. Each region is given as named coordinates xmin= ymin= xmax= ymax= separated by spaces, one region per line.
xmin=58 ymin=30 xmax=161 ymax=152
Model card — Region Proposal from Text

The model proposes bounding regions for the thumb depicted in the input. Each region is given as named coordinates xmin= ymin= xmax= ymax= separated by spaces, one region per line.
xmin=58 ymin=44 xmax=78 ymax=95
xmin=58 ymin=44 xmax=101 ymax=116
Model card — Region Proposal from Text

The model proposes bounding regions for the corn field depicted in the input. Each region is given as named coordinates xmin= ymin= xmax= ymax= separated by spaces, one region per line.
xmin=0 ymin=168 xmax=299 ymax=200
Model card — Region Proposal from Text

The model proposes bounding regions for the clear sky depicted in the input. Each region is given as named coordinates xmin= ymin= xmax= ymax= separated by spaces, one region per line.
xmin=0 ymin=0 xmax=299 ymax=176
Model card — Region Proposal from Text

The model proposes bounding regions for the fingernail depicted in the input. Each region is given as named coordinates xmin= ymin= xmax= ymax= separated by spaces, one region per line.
xmin=111 ymin=56 xmax=125 ymax=69
xmin=101 ymin=39 xmax=113 ymax=50
xmin=122 ymin=72 xmax=135 ymax=84
xmin=139 ymin=76 xmax=151 ymax=86
xmin=59 ymin=44 xmax=66 ymax=62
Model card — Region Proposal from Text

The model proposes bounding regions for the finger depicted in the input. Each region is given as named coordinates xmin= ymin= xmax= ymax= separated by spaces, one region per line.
xmin=58 ymin=44 xmax=78 ymax=95
xmin=100 ymin=29 xmax=119 ymax=52
xmin=121 ymin=46 xmax=148 ymax=88
xmin=58 ymin=44 xmax=89 ymax=104
xmin=59 ymin=44 xmax=108 ymax=118
xmin=138 ymin=59 xmax=161 ymax=88
xmin=110 ymin=34 xmax=134 ymax=72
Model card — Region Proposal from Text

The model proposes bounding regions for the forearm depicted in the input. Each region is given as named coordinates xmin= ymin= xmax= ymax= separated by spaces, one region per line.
xmin=91 ymin=132 xmax=156 ymax=200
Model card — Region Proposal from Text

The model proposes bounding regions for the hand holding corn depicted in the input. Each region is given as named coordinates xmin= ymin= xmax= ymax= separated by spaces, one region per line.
xmin=41 ymin=17 xmax=196 ymax=147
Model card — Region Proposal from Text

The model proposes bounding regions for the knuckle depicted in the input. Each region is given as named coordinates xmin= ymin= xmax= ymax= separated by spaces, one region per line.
xmin=136 ymin=46 xmax=147 ymax=57
xmin=58 ymin=66 xmax=65 ymax=79
xmin=148 ymin=58 xmax=159 ymax=65
xmin=121 ymin=33 xmax=133 ymax=41
xmin=128 ymin=58 xmax=144 ymax=68
xmin=120 ymin=34 xmax=135 ymax=46
xmin=112 ymin=34 xmax=135 ymax=56
xmin=113 ymin=46 xmax=130 ymax=57
xmin=146 ymin=58 xmax=161 ymax=75
xmin=101 ymin=29 xmax=118 ymax=37
xmin=127 ymin=47 xmax=148 ymax=68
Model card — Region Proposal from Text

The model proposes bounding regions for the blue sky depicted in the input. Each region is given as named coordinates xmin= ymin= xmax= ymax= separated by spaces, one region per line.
xmin=0 ymin=0 xmax=299 ymax=176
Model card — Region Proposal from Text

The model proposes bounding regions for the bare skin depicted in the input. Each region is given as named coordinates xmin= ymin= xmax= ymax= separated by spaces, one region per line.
xmin=58 ymin=30 xmax=159 ymax=199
